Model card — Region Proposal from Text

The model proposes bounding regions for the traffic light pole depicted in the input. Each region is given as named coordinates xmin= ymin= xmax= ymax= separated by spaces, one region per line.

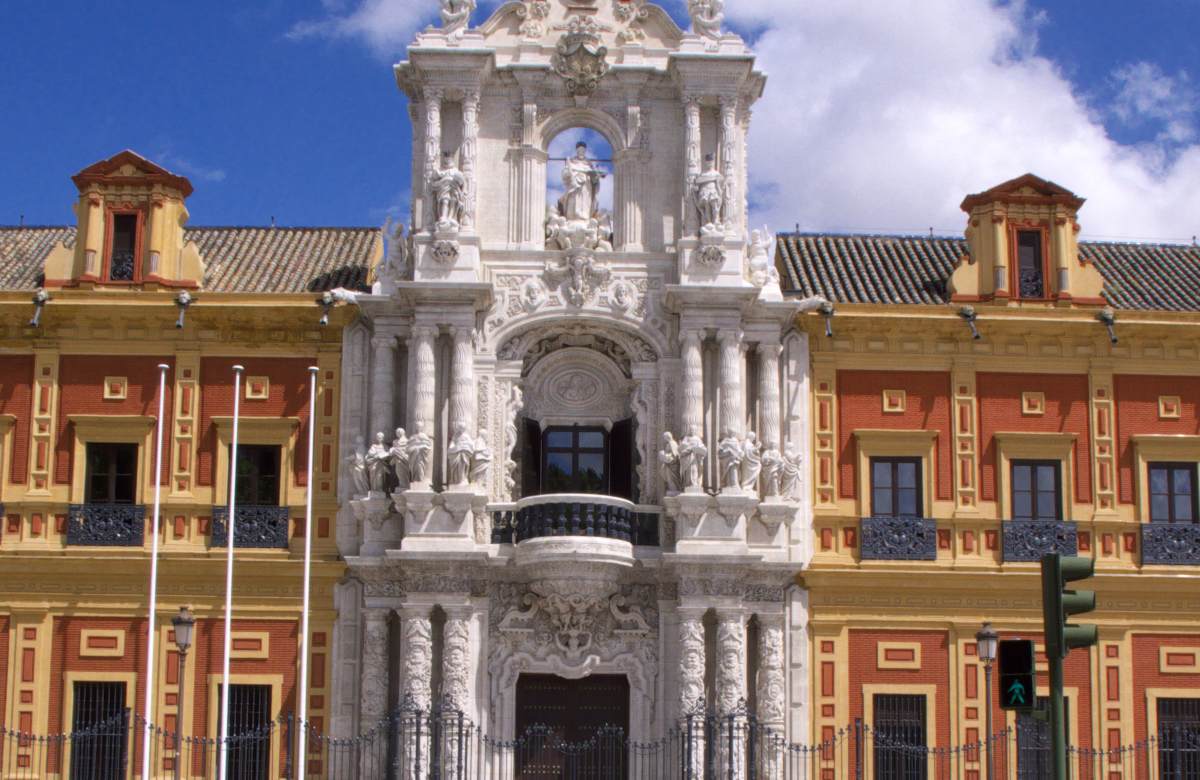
xmin=1049 ymin=653 xmax=1067 ymax=780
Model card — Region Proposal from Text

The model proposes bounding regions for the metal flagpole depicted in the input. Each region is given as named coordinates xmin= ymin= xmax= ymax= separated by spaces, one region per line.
xmin=296 ymin=366 xmax=319 ymax=779
xmin=141 ymin=363 xmax=170 ymax=774
xmin=218 ymin=365 xmax=244 ymax=780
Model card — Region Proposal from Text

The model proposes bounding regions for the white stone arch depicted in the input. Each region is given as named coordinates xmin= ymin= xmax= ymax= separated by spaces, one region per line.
xmin=539 ymin=107 xmax=627 ymax=155
xmin=489 ymin=311 xmax=667 ymax=366
xmin=524 ymin=347 xmax=632 ymax=429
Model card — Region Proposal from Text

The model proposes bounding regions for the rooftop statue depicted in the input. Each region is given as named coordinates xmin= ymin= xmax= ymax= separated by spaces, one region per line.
xmin=688 ymin=0 xmax=724 ymax=39
xmin=440 ymin=0 xmax=475 ymax=35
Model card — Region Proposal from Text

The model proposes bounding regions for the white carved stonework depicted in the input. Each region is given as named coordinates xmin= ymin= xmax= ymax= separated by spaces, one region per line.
xmin=361 ymin=609 xmax=390 ymax=724
xmin=440 ymin=0 xmax=475 ymax=35
xmin=688 ymin=0 xmax=725 ymax=40
xmin=756 ymin=615 xmax=786 ymax=725
xmin=544 ymin=249 xmax=612 ymax=307
xmin=442 ymin=611 xmax=473 ymax=710
xmin=524 ymin=347 xmax=631 ymax=426
xmin=552 ymin=15 xmax=612 ymax=96
xmin=715 ymin=611 xmax=745 ymax=714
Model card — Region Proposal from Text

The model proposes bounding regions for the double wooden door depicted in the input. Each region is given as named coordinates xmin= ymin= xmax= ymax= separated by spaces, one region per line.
xmin=514 ymin=674 xmax=630 ymax=779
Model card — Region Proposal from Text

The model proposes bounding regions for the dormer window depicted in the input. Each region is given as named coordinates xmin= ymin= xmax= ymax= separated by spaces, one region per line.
xmin=1014 ymin=228 xmax=1046 ymax=299
xmin=107 ymin=212 xmax=140 ymax=282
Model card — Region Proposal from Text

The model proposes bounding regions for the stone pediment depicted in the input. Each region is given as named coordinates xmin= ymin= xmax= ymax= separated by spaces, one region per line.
xmin=479 ymin=0 xmax=685 ymax=51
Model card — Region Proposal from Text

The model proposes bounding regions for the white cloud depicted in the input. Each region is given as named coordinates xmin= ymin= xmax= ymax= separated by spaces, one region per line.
xmin=287 ymin=0 xmax=438 ymax=56
xmin=721 ymin=0 xmax=1200 ymax=242
xmin=1111 ymin=62 xmax=1196 ymax=147
xmin=154 ymin=151 xmax=227 ymax=183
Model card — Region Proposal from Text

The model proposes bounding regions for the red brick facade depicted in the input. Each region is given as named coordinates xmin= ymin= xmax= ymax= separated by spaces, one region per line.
xmin=1131 ymin=634 xmax=1200 ymax=746
xmin=848 ymin=630 xmax=952 ymax=752
xmin=1114 ymin=375 xmax=1200 ymax=504
xmin=0 ymin=356 xmax=33 ymax=484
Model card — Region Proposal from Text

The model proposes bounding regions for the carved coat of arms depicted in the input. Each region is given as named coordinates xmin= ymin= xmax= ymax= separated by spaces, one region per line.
xmin=553 ymin=16 xmax=611 ymax=96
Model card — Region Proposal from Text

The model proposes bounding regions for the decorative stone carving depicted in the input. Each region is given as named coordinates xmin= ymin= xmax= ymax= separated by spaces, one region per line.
xmin=552 ymin=16 xmax=612 ymax=96
xmin=516 ymin=0 xmax=550 ymax=39
xmin=715 ymin=612 xmax=745 ymax=714
xmin=718 ymin=430 xmax=744 ymax=490
xmin=360 ymin=609 xmax=390 ymax=726
xmin=346 ymin=434 xmax=370 ymax=498
xmin=381 ymin=219 xmax=409 ymax=281
xmin=440 ymin=0 xmax=475 ymax=35
xmin=406 ymin=420 xmax=434 ymax=486
xmin=678 ymin=614 xmax=706 ymax=712
xmin=521 ymin=277 xmax=548 ymax=312
xmin=679 ymin=428 xmax=707 ymax=491
xmin=740 ymin=432 xmax=762 ymax=493
xmin=390 ymin=428 xmax=411 ymax=490
xmin=544 ymin=249 xmax=612 ymax=307
xmin=693 ymin=153 xmax=725 ymax=237
xmin=524 ymin=347 xmax=630 ymax=426
xmin=695 ymin=243 xmax=725 ymax=267
xmin=365 ymin=432 xmax=391 ymax=493
xmin=658 ymin=431 xmax=682 ymax=496
xmin=401 ymin=610 xmax=434 ymax=711
xmin=609 ymin=279 xmax=637 ymax=312
xmin=442 ymin=613 xmax=472 ymax=710
xmin=470 ymin=432 xmax=493 ymax=486
xmin=688 ymin=0 xmax=725 ymax=39
xmin=614 ymin=0 xmax=649 ymax=44
xmin=747 ymin=227 xmax=778 ymax=287
xmin=431 ymin=239 xmax=460 ymax=264
xmin=756 ymin=616 xmax=786 ymax=724
xmin=558 ymin=142 xmax=606 ymax=225
xmin=432 ymin=152 xmax=467 ymax=233
xmin=503 ymin=385 xmax=524 ymax=497
xmin=780 ymin=444 xmax=802 ymax=500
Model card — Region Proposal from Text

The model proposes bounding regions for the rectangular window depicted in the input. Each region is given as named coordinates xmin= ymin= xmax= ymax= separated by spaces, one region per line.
xmin=873 ymin=693 xmax=927 ymax=779
xmin=542 ymin=427 xmax=608 ymax=494
xmin=870 ymin=457 xmax=922 ymax=518
xmin=85 ymin=443 xmax=138 ymax=504
xmin=219 ymin=683 xmax=272 ymax=779
xmin=70 ymin=681 xmax=127 ymax=780
xmin=108 ymin=213 xmax=138 ymax=282
xmin=1011 ymin=460 xmax=1062 ymax=522
xmin=1159 ymin=698 xmax=1200 ymax=779
xmin=1015 ymin=229 xmax=1045 ymax=299
xmin=1149 ymin=463 xmax=1198 ymax=524
xmin=233 ymin=444 xmax=281 ymax=506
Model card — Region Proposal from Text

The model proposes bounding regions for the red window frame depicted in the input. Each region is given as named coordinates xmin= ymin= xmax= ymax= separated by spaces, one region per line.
xmin=1007 ymin=222 xmax=1052 ymax=301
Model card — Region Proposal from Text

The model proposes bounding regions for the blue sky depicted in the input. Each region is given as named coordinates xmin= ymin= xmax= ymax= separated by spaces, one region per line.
xmin=2 ymin=1 xmax=1198 ymax=241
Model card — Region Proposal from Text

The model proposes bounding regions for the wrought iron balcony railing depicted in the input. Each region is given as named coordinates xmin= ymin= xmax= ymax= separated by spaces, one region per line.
xmin=211 ymin=506 xmax=290 ymax=549
xmin=860 ymin=516 xmax=938 ymax=561
xmin=1002 ymin=520 xmax=1078 ymax=563
xmin=108 ymin=249 xmax=136 ymax=281
xmin=491 ymin=494 xmax=659 ymax=546
xmin=1142 ymin=523 xmax=1200 ymax=566
xmin=66 ymin=504 xmax=146 ymax=547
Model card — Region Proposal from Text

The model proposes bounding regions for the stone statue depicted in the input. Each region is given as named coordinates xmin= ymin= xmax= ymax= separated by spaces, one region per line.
xmin=365 ymin=432 xmax=391 ymax=494
xmin=718 ymin=429 xmax=743 ymax=489
xmin=747 ymin=227 xmax=777 ymax=287
xmin=470 ymin=433 xmax=493 ymax=486
xmin=390 ymin=427 xmax=410 ymax=490
xmin=679 ymin=428 xmax=708 ymax=490
xmin=440 ymin=0 xmax=475 ymax=34
xmin=761 ymin=446 xmax=784 ymax=498
xmin=740 ymin=432 xmax=762 ymax=492
xmin=504 ymin=385 xmax=524 ymax=495
xmin=447 ymin=422 xmax=475 ymax=486
xmin=688 ymin=0 xmax=724 ymax=39
xmin=658 ymin=432 xmax=682 ymax=495
xmin=346 ymin=434 xmax=370 ymax=498
xmin=781 ymin=444 xmax=803 ymax=499
xmin=382 ymin=218 xmax=408 ymax=278
xmin=693 ymin=154 xmax=725 ymax=235
xmin=406 ymin=421 xmax=434 ymax=486
xmin=558 ymin=142 xmax=605 ymax=223
xmin=431 ymin=151 xmax=467 ymax=231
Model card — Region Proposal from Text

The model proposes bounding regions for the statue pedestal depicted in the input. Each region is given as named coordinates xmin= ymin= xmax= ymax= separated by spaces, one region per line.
xmin=753 ymin=499 xmax=796 ymax=547
xmin=413 ymin=232 xmax=481 ymax=283
xmin=678 ymin=235 xmax=750 ymax=287
xmin=399 ymin=487 xmax=485 ymax=553
xmin=352 ymin=493 xmax=398 ymax=557
xmin=668 ymin=493 xmax=754 ymax=556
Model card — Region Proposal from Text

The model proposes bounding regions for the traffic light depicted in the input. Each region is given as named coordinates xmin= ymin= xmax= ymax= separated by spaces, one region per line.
xmin=997 ymin=639 xmax=1037 ymax=711
xmin=1040 ymin=553 xmax=1098 ymax=660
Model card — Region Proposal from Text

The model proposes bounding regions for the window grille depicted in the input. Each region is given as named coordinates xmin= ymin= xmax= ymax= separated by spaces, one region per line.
xmin=70 ymin=681 xmax=127 ymax=780
xmin=873 ymin=693 xmax=927 ymax=779
xmin=1159 ymin=698 xmax=1200 ymax=779
xmin=1015 ymin=230 xmax=1045 ymax=299
xmin=221 ymin=684 xmax=272 ymax=780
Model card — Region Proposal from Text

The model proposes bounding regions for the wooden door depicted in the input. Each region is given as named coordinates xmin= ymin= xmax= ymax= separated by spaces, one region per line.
xmin=515 ymin=674 xmax=630 ymax=778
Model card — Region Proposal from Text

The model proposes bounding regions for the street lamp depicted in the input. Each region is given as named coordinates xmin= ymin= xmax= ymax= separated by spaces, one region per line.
xmin=172 ymin=607 xmax=196 ymax=780
xmin=976 ymin=622 xmax=999 ymax=780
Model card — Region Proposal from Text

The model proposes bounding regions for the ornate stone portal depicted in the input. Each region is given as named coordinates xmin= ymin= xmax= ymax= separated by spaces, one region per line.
xmin=336 ymin=0 xmax=813 ymax=760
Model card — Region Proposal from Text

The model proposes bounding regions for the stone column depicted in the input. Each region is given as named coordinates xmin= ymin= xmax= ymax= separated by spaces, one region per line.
xmin=359 ymin=608 xmax=391 ymax=777
xmin=756 ymin=613 xmax=787 ymax=777
xmin=719 ymin=330 xmax=744 ymax=439
xmin=409 ymin=326 xmax=437 ymax=437
xmin=678 ymin=609 xmax=707 ymax=778
xmin=423 ymin=88 xmax=444 ymax=231
xmin=615 ymin=149 xmax=644 ymax=251
xmin=461 ymin=89 xmax=479 ymax=231
xmin=681 ymin=330 xmax=705 ymax=436
xmin=719 ymin=96 xmax=739 ymax=233
xmin=370 ymin=334 xmax=396 ymax=441
xmin=715 ymin=609 xmax=747 ymax=779
xmin=399 ymin=605 xmax=434 ymax=780
xmin=449 ymin=326 xmax=475 ymax=436
xmin=441 ymin=607 xmax=473 ymax=773
xmin=683 ymin=95 xmax=702 ymax=235
xmin=758 ymin=341 xmax=782 ymax=450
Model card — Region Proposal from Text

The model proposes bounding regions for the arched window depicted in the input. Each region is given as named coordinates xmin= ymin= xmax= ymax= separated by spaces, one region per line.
xmin=545 ymin=128 xmax=615 ymax=250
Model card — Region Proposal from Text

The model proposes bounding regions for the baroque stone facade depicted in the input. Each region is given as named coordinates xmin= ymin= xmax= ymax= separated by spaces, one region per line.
xmin=331 ymin=0 xmax=813 ymax=761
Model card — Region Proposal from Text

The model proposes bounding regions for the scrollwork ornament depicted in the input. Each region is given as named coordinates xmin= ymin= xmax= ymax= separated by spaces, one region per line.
xmin=431 ymin=239 xmax=460 ymax=264
xmin=696 ymin=244 xmax=725 ymax=267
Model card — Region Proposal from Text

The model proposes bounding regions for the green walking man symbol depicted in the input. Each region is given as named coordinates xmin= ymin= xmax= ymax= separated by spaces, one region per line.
xmin=1007 ymin=679 xmax=1027 ymax=706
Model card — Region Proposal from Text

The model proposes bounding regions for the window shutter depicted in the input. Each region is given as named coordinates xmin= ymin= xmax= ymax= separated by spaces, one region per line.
xmin=521 ymin=418 xmax=541 ymax=498
xmin=610 ymin=418 xmax=636 ymax=502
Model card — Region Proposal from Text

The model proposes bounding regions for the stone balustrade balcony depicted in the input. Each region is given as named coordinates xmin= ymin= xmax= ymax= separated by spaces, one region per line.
xmin=211 ymin=505 xmax=291 ymax=549
xmin=1142 ymin=523 xmax=1200 ymax=566
xmin=490 ymin=494 xmax=660 ymax=546
xmin=1001 ymin=520 xmax=1078 ymax=563
xmin=66 ymin=504 xmax=146 ymax=547
xmin=859 ymin=516 xmax=938 ymax=561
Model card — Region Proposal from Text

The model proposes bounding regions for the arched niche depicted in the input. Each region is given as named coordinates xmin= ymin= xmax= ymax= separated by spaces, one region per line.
xmin=523 ymin=347 xmax=633 ymax=430
xmin=539 ymin=108 xmax=626 ymax=155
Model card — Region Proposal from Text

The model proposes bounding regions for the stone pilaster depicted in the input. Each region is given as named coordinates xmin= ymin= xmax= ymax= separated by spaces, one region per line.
xmin=359 ymin=608 xmax=390 ymax=727
xmin=399 ymin=605 xmax=434 ymax=780
xmin=370 ymin=334 xmax=396 ymax=441
xmin=422 ymin=87 xmax=444 ymax=231
xmin=716 ymin=609 xmax=747 ymax=780
xmin=678 ymin=608 xmax=707 ymax=778
xmin=460 ymin=89 xmax=479 ymax=231
xmin=683 ymin=95 xmax=702 ymax=235
xmin=719 ymin=95 xmax=738 ymax=233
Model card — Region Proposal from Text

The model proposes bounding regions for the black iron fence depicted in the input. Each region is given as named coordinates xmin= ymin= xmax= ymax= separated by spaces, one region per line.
xmin=2 ymin=705 xmax=1197 ymax=779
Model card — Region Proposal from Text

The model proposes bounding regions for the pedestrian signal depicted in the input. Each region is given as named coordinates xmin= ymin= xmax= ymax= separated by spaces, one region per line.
xmin=998 ymin=639 xmax=1037 ymax=711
